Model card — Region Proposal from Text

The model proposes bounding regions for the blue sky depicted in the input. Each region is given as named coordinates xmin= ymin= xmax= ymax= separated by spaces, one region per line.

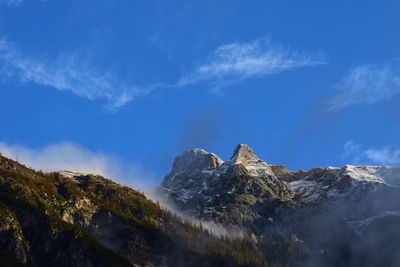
xmin=1 ymin=0 xmax=400 ymax=189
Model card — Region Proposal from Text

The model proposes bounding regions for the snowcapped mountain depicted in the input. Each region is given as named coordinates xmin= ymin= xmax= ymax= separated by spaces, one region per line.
xmin=286 ymin=165 xmax=400 ymax=201
xmin=158 ymin=144 xmax=294 ymax=228
xmin=157 ymin=144 xmax=400 ymax=266
xmin=2 ymin=145 xmax=400 ymax=266
xmin=159 ymin=144 xmax=400 ymax=220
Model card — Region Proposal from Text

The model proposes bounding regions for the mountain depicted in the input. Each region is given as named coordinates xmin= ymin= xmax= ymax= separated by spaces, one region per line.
xmin=2 ymin=144 xmax=400 ymax=267
xmin=158 ymin=145 xmax=295 ymax=231
xmin=0 ymin=153 xmax=268 ymax=267
xmin=157 ymin=144 xmax=400 ymax=266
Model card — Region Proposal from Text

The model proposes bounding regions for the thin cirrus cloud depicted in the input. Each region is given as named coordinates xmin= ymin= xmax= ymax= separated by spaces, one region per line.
xmin=0 ymin=141 xmax=159 ymax=191
xmin=326 ymin=64 xmax=400 ymax=111
xmin=0 ymin=39 xmax=153 ymax=111
xmin=179 ymin=38 xmax=326 ymax=90
xmin=343 ymin=140 xmax=400 ymax=165
xmin=0 ymin=0 xmax=46 ymax=7
xmin=363 ymin=146 xmax=400 ymax=165
xmin=0 ymin=0 xmax=24 ymax=6
xmin=0 ymin=37 xmax=326 ymax=109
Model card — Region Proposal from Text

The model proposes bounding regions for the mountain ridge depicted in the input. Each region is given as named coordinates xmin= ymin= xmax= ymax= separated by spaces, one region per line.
xmin=1 ymin=144 xmax=400 ymax=266
xmin=157 ymin=144 xmax=400 ymax=266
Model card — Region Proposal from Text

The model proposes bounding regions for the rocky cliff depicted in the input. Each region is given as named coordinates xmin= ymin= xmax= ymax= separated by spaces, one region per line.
xmin=158 ymin=145 xmax=295 ymax=230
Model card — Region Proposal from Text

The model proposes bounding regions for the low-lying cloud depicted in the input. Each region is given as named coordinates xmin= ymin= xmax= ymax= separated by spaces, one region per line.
xmin=0 ymin=141 xmax=159 ymax=191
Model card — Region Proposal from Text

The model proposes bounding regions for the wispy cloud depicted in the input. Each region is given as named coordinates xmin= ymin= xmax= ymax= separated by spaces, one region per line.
xmin=343 ymin=140 xmax=362 ymax=160
xmin=0 ymin=0 xmax=24 ymax=6
xmin=0 ymin=142 xmax=159 ymax=191
xmin=363 ymin=146 xmax=400 ymax=165
xmin=0 ymin=0 xmax=44 ymax=7
xmin=0 ymin=39 xmax=153 ymax=111
xmin=179 ymin=38 xmax=326 ymax=90
xmin=343 ymin=140 xmax=400 ymax=165
xmin=326 ymin=64 xmax=400 ymax=111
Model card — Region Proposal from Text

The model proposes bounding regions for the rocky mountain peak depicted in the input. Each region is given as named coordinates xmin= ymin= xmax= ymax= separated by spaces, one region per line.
xmin=230 ymin=144 xmax=260 ymax=165
xmin=227 ymin=144 xmax=276 ymax=178
xmin=169 ymin=148 xmax=224 ymax=176
xmin=158 ymin=144 xmax=295 ymax=226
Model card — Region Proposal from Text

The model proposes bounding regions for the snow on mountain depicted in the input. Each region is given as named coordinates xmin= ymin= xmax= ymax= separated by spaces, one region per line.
xmin=160 ymin=144 xmax=400 ymax=207
xmin=157 ymin=143 xmax=400 ymax=241
xmin=156 ymin=144 xmax=400 ymax=265
xmin=287 ymin=165 xmax=400 ymax=201
xmin=343 ymin=165 xmax=400 ymax=186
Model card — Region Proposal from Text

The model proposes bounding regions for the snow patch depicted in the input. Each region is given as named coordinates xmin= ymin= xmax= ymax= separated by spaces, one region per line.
xmin=344 ymin=165 xmax=400 ymax=186
xmin=289 ymin=180 xmax=322 ymax=201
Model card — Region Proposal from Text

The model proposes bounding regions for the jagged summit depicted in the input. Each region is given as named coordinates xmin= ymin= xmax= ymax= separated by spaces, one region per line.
xmin=227 ymin=144 xmax=275 ymax=177
xmin=172 ymin=144 xmax=262 ymax=174
xmin=158 ymin=144 xmax=294 ymax=223
xmin=230 ymin=144 xmax=260 ymax=164
xmin=170 ymin=148 xmax=223 ymax=176
xmin=158 ymin=144 xmax=400 ymax=232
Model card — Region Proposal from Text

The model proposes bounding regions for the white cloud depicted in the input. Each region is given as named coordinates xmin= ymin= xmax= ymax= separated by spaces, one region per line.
xmin=326 ymin=64 xmax=400 ymax=111
xmin=364 ymin=146 xmax=400 ymax=165
xmin=343 ymin=140 xmax=400 ymax=166
xmin=179 ymin=38 xmax=326 ymax=90
xmin=0 ymin=39 xmax=153 ymax=111
xmin=0 ymin=142 xmax=159 ymax=191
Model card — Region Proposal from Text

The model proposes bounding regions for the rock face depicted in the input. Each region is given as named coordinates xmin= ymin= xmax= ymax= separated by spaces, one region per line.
xmin=158 ymin=145 xmax=295 ymax=231
xmin=170 ymin=148 xmax=224 ymax=175
xmin=158 ymin=144 xmax=400 ymax=266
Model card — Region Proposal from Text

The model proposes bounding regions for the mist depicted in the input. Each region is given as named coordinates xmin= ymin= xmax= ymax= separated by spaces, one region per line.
xmin=149 ymin=190 xmax=245 ymax=239
xmin=0 ymin=141 xmax=159 ymax=191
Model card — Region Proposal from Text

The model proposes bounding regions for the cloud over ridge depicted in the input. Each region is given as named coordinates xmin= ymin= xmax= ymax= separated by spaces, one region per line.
xmin=343 ymin=140 xmax=400 ymax=166
xmin=0 ymin=141 xmax=158 ymax=191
